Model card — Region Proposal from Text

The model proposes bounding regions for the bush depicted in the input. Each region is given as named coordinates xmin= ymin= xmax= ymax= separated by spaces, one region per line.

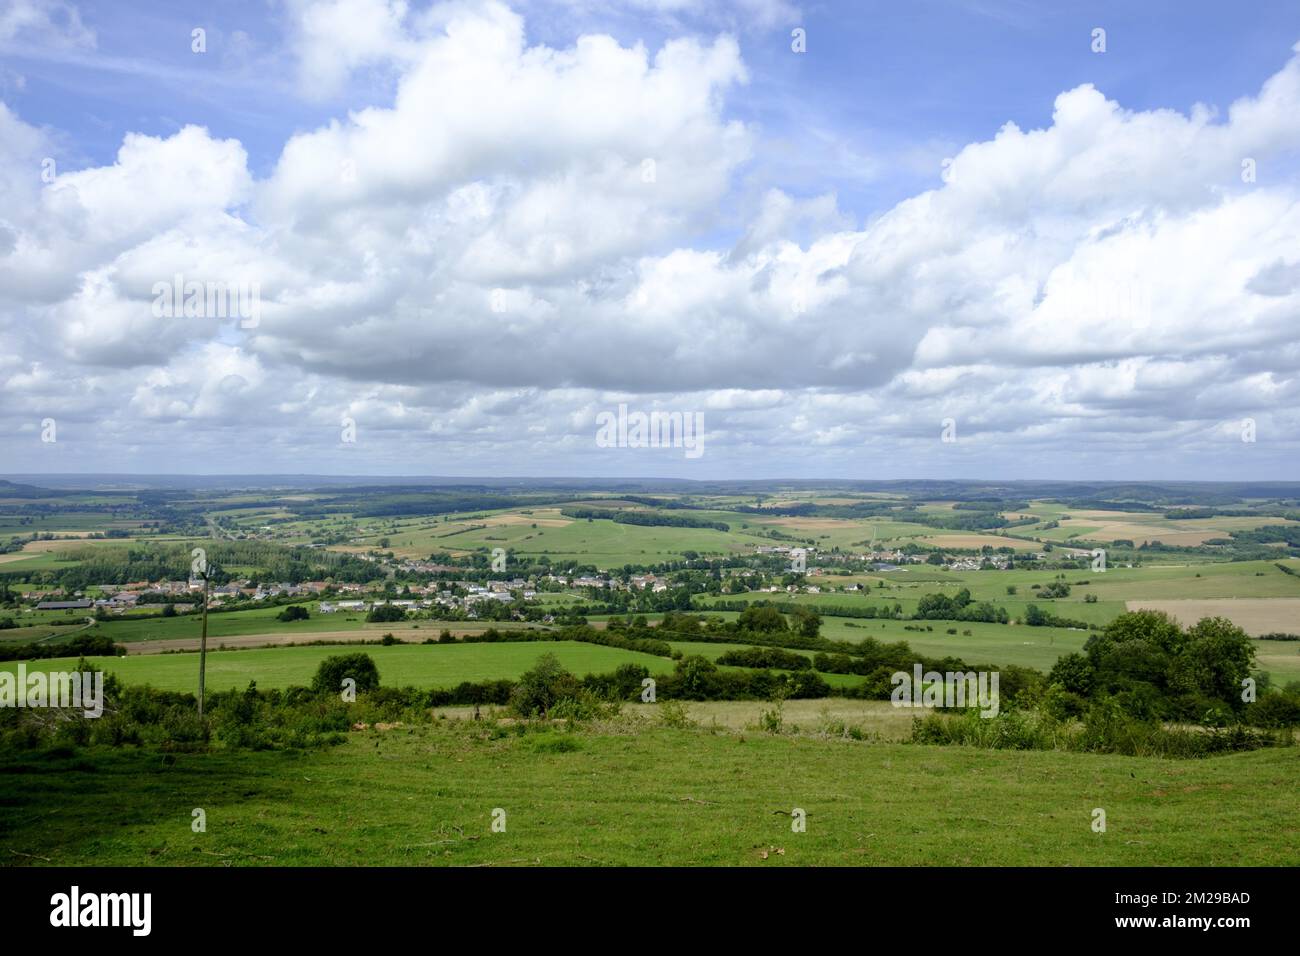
xmin=311 ymin=653 xmax=380 ymax=695
xmin=549 ymin=690 xmax=620 ymax=722
xmin=508 ymin=653 xmax=581 ymax=718
xmin=715 ymin=646 xmax=811 ymax=670
xmin=367 ymin=604 xmax=407 ymax=623
xmin=581 ymin=663 xmax=650 ymax=702
xmin=737 ymin=605 xmax=788 ymax=633
xmin=656 ymin=699 xmax=694 ymax=728
xmin=0 ymin=633 xmax=121 ymax=662
xmin=1247 ymin=690 xmax=1300 ymax=727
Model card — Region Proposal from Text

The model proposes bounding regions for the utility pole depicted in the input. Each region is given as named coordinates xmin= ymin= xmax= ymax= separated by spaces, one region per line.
xmin=198 ymin=563 xmax=209 ymax=717
xmin=193 ymin=546 xmax=209 ymax=717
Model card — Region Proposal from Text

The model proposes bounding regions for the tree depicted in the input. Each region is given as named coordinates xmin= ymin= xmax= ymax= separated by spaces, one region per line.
xmin=673 ymin=655 xmax=720 ymax=698
xmin=508 ymin=653 xmax=580 ymax=717
xmin=1176 ymin=617 xmax=1255 ymax=706
xmin=312 ymin=653 xmax=380 ymax=694
xmin=738 ymin=605 xmax=787 ymax=633
xmin=367 ymin=603 xmax=406 ymax=623
xmin=1047 ymin=652 xmax=1093 ymax=695
xmin=277 ymin=604 xmax=310 ymax=622
xmin=1096 ymin=610 xmax=1182 ymax=656
xmin=790 ymin=605 xmax=821 ymax=639
xmin=1080 ymin=611 xmax=1254 ymax=716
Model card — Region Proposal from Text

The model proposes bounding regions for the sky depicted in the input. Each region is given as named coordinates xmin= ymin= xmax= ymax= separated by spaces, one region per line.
xmin=0 ymin=0 xmax=1298 ymax=480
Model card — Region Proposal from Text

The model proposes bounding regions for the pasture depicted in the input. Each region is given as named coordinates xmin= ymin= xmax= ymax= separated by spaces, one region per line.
xmin=0 ymin=641 xmax=675 ymax=694
xmin=2 ymin=722 xmax=1296 ymax=866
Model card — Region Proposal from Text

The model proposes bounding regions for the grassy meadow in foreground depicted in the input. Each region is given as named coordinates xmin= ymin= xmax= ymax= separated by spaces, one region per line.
xmin=2 ymin=720 xmax=1296 ymax=866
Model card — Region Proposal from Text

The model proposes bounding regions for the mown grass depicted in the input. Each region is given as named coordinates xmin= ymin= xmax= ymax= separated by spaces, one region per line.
xmin=1 ymin=720 xmax=1296 ymax=866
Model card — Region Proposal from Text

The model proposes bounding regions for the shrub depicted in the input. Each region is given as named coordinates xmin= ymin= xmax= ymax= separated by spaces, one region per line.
xmin=715 ymin=646 xmax=811 ymax=670
xmin=311 ymin=653 xmax=380 ymax=695
xmin=549 ymin=690 xmax=620 ymax=722
xmin=508 ymin=653 xmax=581 ymax=718
xmin=1248 ymin=690 xmax=1300 ymax=727
xmin=737 ymin=605 xmax=788 ymax=633
xmin=656 ymin=699 xmax=694 ymax=728
xmin=757 ymin=700 xmax=784 ymax=734
xmin=0 ymin=634 xmax=121 ymax=662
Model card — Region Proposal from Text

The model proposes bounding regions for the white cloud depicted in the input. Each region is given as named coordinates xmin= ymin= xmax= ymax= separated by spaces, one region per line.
xmin=0 ymin=0 xmax=94 ymax=50
xmin=0 ymin=5 xmax=1297 ymax=477
xmin=285 ymin=0 xmax=415 ymax=98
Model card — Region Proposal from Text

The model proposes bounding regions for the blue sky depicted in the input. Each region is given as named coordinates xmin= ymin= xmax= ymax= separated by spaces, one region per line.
xmin=0 ymin=0 xmax=1298 ymax=478
xmin=10 ymin=1 xmax=1300 ymax=226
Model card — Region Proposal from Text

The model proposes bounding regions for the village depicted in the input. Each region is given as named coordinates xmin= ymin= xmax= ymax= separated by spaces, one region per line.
xmin=23 ymin=541 xmax=1067 ymax=619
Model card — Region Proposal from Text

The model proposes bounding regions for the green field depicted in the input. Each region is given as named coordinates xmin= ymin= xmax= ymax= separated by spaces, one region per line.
xmin=90 ymin=606 xmax=379 ymax=644
xmin=4 ymin=482 xmax=1300 ymax=871
xmin=0 ymin=642 xmax=675 ymax=694
xmin=2 ymin=722 xmax=1296 ymax=866
xmin=661 ymin=641 xmax=861 ymax=687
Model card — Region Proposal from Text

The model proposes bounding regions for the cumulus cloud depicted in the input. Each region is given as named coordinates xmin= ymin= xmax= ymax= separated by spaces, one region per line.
xmin=0 ymin=4 xmax=1297 ymax=477
xmin=285 ymin=0 xmax=416 ymax=98
xmin=0 ymin=0 xmax=94 ymax=50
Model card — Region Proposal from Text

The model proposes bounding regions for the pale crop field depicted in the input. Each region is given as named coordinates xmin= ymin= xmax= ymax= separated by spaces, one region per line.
xmin=1125 ymin=598 xmax=1300 ymax=636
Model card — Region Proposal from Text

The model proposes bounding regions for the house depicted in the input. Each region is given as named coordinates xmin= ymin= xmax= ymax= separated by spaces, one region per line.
xmin=37 ymin=600 xmax=93 ymax=611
